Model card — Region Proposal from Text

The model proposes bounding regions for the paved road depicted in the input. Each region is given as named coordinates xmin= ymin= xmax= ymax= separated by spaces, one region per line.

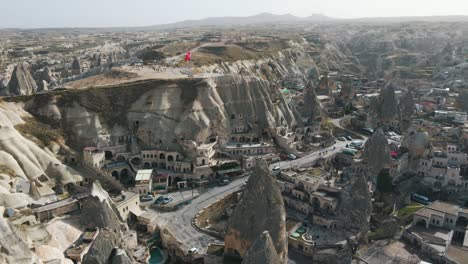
xmin=270 ymin=117 xmax=368 ymax=170
xmin=269 ymin=140 xmax=350 ymax=170
xmin=148 ymin=176 xmax=248 ymax=253
xmin=146 ymin=118 xmax=373 ymax=253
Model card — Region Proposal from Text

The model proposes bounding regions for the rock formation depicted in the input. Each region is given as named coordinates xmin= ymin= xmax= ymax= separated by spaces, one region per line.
xmin=111 ymin=249 xmax=133 ymax=264
xmin=80 ymin=182 xmax=124 ymax=229
xmin=302 ymin=81 xmax=322 ymax=123
xmin=0 ymin=102 xmax=82 ymax=208
xmin=377 ymin=83 xmax=398 ymax=126
xmin=316 ymin=73 xmax=335 ymax=96
xmin=0 ymin=75 xmax=8 ymax=89
xmin=36 ymin=66 xmax=55 ymax=91
xmin=2 ymin=63 xmax=38 ymax=96
xmin=401 ymin=128 xmax=431 ymax=169
xmin=337 ymin=174 xmax=371 ymax=233
xmin=82 ymin=230 xmax=121 ymax=264
xmin=224 ymin=161 xmax=287 ymax=262
xmin=96 ymin=54 xmax=102 ymax=67
xmin=80 ymin=182 xmax=131 ymax=264
xmin=398 ymin=90 xmax=415 ymax=133
xmin=71 ymin=57 xmax=81 ymax=76
xmin=0 ymin=207 xmax=41 ymax=264
xmin=340 ymin=75 xmax=355 ymax=100
xmin=242 ymin=231 xmax=280 ymax=264
xmin=363 ymin=128 xmax=390 ymax=176
xmin=25 ymin=75 xmax=299 ymax=154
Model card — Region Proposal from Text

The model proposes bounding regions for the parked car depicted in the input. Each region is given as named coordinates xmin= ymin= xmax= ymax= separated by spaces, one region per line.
xmin=140 ymin=194 xmax=153 ymax=202
xmin=154 ymin=195 xmax=173 ymax=205
xmin=361 ymin=128 xmax=374 ymax=135
xmin=287 ymin=154 xmax=297 ymax=160
xmin=162 ymin=196 xmax=173 ymax=204
xmin=344 ymin=136 xmax=353 ymax=141
xmin=272 ymin=166 xmax=281 ymax=176
xmin=219 ymin=179 xmax=230 ymax=186
xmin=337 ymin=137 xmax=347 ymax=141
xmin=188 ymin=247 xmax=199 ymax=254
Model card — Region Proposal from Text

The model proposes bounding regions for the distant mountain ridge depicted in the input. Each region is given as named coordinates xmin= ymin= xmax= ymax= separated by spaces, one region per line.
xmin=146 ymin=13 xmax=468 ymax=29
xmin=148 ymin=12 xmax=334 ymax=29
xmin=1 ymin=13 xmax=468 ymax=30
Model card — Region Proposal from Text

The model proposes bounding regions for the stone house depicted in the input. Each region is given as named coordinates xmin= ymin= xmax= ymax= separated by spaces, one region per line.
xmin=83 ymin=147 xmax=105 ymax=169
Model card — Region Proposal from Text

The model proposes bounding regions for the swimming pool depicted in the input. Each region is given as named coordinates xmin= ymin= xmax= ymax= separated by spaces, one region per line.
xmin=148 ymin=247 xmax=165 ymax=264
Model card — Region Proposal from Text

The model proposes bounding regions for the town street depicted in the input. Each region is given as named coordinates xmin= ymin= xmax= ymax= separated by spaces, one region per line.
xmin=269 ymin=140 xmax=351 ymax=170
xmin=148 ymin=176 xmax=248 ymax=253
xmin=270 ymin=117 xmax=368 ymax=170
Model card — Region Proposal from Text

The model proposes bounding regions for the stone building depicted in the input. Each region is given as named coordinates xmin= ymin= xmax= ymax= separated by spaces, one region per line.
xmin=83 ymin=147 xmax=105 ymax=169
xmin=405 ymin=201 xmax=468 ymax=262
xmin=132 ymin=169 xmax=154 ymax=194
xmin=418 ymin=144 xmax=468 ymax=190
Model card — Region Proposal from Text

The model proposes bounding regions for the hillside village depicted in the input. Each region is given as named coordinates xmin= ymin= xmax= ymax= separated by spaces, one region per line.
xmin=0 ymin=14 xmax=468 ymax=264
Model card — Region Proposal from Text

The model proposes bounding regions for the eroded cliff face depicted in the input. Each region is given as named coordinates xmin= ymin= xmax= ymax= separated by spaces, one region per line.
xmin=0 ymin=101 xmax=81 ymax=208
xmin=200 ymin=41 xmax=318 ymax=83
xmin=22 ymin=74 xmax=299 ymax=155
xmin=0 ymin=206 xmax=41 ymax=264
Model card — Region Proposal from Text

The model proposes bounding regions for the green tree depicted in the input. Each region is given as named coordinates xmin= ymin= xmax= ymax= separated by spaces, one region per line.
xmin=458 ymin=90 xmax=468 ymax=113
xmin=376 ymin=169 xmax=392 ymax=194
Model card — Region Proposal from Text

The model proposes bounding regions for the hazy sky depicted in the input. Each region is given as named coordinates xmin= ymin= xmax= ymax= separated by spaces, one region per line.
xmin=2 ymin=0 xmax=468 ymax=28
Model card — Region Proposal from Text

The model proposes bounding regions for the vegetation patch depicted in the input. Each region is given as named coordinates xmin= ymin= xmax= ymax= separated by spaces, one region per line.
xmin=211 ymin=162 xmax=239 ymax=171
xmin=15 ymin=117 xmax=63 ymax=147
xmin=395 ymin=202 xmax=424 ymax=218
xmin=191 ymin=45 xmax=258 ymax=66
xmin=0 ymin=165 xmax=15 ymax=177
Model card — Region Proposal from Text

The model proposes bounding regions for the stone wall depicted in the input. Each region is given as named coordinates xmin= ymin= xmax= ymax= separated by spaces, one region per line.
xmin=194 ymin=191 xmax=240 ymax=238
xmin=36 ymin=199 xmax=81 ymax=222
xmin=402 ymin=229 xmax=456 ymax=264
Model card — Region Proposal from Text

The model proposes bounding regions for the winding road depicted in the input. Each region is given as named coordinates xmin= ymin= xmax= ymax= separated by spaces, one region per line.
xmin=148 ymin=117 xmax=369 ymax=254
xmin=270 ymin=117 xmax=368 ymax=170
xmin=148 ymin=176 xmax=247 ymax=253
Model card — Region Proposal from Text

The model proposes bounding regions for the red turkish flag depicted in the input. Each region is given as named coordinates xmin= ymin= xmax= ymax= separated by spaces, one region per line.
xmin=184 ymin=51 xmax=191 ymax=62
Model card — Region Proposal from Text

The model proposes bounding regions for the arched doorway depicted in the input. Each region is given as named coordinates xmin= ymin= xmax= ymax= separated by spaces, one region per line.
xmin=120 ymin=169 xmax=131 ymax=185
xmin=415 ymin=219 xmax=428 ymax=228
xmin=143 ymin=162 xmax=151 ymax=169
xmin=159 ymin=153 xmax=165 ymax=160
xmin=312 ymin=197 xmax=320 ymax=212
xmin=112 ymin=171 xmax=120 ymax=180
xmin=131 ymin=157 xmax=141 ymax=166
xmin=167 ymin=155 xmax=174 ymax=162
xmin=105 ymin=151 xmax=113 ymax=160
xmin=116 ymin=156 xmax=126 ymax=162
xmin=151 ymin=162 xmax=158 ymax=168
xmin=323 ymin=203 xmax=333 ymax=214
xmin=174 ymin=177 xmax=183 ymax=186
